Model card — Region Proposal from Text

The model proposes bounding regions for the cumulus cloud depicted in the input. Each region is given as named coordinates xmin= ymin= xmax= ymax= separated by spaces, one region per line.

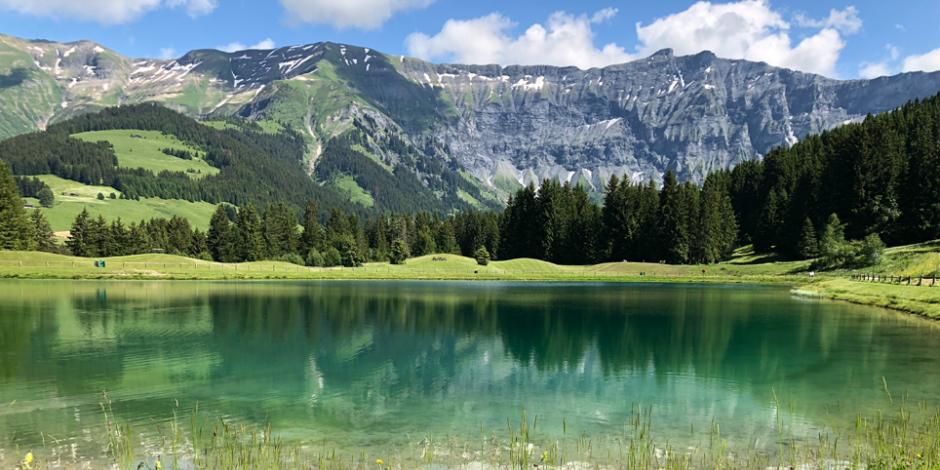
xmin=858 ymin=62 xmax=890 ymax=79
xmin=216 ymin=38 xmax=276 ymax=53
xmin=279 ymin=0 xmax=433 ymax=30
xmin=902 ymin=48 xmax=940 ymax=73
xmin=793 ymin=6 xmax=862 ymax=35
xmin=634 ymin=0 xmax=851 ymax=77
xmin=407 ymin=1 xmax=859 ymax=76
xmin=0 ymin=0 xmax=216 ymax=24
xmin=406 ymin=10 xmax=634 ymax=69
xmin=858 ymin=45 xmax=903 ymax=79
xmin=166 ymin=0 xmax=216 ymax=17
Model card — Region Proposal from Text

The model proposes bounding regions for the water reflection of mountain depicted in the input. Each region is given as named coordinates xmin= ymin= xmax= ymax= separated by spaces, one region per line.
xmin=2 ymin=280 xmax=940 ymax=446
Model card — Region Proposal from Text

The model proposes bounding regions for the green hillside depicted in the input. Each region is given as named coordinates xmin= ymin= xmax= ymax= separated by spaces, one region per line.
xmin=72 ymin=129 xmax=218 ymax=178
xmin=26 ymin=174 xmax=218 ymax=232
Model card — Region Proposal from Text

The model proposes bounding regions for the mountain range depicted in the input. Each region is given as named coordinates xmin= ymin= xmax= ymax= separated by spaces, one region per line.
xmin=2 ymin=33 xmax=940 ymax=206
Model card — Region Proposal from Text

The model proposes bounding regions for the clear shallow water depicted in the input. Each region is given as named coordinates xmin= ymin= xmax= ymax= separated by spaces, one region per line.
xmin=1 ymin=280 xmax=939 ymax=459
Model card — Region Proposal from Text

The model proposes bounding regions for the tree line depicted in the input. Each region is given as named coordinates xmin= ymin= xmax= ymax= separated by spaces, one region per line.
xmin=4 ymin=93 xmax=940 ymax=266
xmin=0 ymin=161 xmax=57 ymax=252
xmin=499 ymin=172 xmax=737 ymax=265
xmin=728 ymin=93 xmax=940 ymax=259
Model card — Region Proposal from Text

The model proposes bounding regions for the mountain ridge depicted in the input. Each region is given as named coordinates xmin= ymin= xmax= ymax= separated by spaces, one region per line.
xmin=1 ymin=33 xmax=940 ymax=204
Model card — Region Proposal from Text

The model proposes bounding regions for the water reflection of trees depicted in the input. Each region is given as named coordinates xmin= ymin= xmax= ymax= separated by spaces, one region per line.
xmin=3 ymin=281 xmax=940 ymax=427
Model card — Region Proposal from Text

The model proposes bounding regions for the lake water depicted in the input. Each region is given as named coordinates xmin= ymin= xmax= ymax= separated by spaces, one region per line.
xmin=1 ymin=280 xmax=939 ymax=463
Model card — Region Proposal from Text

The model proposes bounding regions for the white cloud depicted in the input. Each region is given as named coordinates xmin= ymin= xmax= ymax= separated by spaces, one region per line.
xmin=166 ymin=0 xmax=216 ymax=17
xmin=902 ymin=48 xmax=940 ymax=73
xmin=794 ymin=6 xmax=861 ymax=35
xmin=0 ymin=0 xmax=216 ymax=24
xmin=857 ymin=44 xmax=903 ymax=79
xmin=590 ymin=7 xmax=618 ymax=24
xmin=159 ymin=47 xmax=176 ymax=60
xmin=279 ymin=0 xmax=433 ymax=30
xmin=406 ymin=10 xmax=634 ymax=69
xmin=216 ymin=38 xmax=276 ymax=53
xmin=252 ymin=38 xmax=276 ymax=50
xmin=858 ymin=62 xmax=890 ymax=79
xmin=634 ymin=0 xmax=851 ymax=76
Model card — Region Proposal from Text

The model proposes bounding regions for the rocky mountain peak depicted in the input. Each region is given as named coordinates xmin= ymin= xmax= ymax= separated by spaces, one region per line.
xmin=0 ymin=35 xmax=939 ymax=204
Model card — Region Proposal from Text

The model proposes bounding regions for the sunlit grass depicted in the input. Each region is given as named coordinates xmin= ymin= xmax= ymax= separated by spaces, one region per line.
xmin=0 ymin=250 xmax=809 ymax=283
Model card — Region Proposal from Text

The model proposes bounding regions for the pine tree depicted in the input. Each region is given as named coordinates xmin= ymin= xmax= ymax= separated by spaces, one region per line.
xmin=389 ymin=237 xmax=409 ymax=264
xmin=435 ymin=220 xmax=459 ymax=254
xmin=191 ymin=229 xmax=208 ymax=257
xmin=797 ymin=218 xmax=819 ymax=259
xmin=818 ymin=213 xmax=850 ymax=268
xmin=754 ymin=189 xmax=785 ymax=252
xmin=0 ymin=161 xmax=33 ymax=250
xmin=236 ymin=204 xmax=264 ymax=261
xmin=635 ymin=180 xmax=660 ymax=262
xmin=716 ymin=183 xmax=739 ymax=260
xmin=299 ymin=201 xmax=322 ymax=253
xmin=658 ymin=171 xmax=690 ymax=264
xmin=166 ymin=216 xmax=193 ymax=255
xmin=66 ymin=208 xmax=93 ymax=256
xmin=262 ymin=203 xmax=298 ymax=258
xmin=693 ymin=175 xmax=738 ymax=263
xmin=413 ymin=225 xmax=436 ymax=256
xmin=601 ymin=175 xmax=625 ymax=260
xmin=31 ymin=211 xmax=56 ymax=252
xmin=109 ymin=218 xmax=129 ymax=256
xmin=337 ymin=235 xmax=362 ymax=267
xmin=89 ymin=215 xmax=112 ymax=256
xmin=537 ymin=179 xmax=561 ymax=261
xmin=208 ymin=205 xmax=237 ymax=262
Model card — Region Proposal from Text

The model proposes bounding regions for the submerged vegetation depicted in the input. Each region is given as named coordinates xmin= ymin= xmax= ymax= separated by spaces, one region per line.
xmin=7 ymin=396 xmax=940 ymax=469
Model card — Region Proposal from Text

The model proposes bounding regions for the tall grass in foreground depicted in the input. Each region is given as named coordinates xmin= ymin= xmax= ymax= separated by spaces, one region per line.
xmin=9 ymin=398 xmax=940 ymax=469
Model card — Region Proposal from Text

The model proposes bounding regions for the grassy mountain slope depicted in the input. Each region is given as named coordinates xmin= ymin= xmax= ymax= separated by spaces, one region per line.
xmin=72 ymin=129 xmax=219 ymax=178
xmin=25 ymin=174 xmax=217 ymax=233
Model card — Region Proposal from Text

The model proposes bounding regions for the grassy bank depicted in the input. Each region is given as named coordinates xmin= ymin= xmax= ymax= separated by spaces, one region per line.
xmin=793 ymin=242 xmax=940 ymax=319
xmin=795 ymin=279 xmax=940 ymax=319
xmin=0 ymin=249 xmax=810 ymax=283
xmin=4 ymin=243 xmax=940 ymax=320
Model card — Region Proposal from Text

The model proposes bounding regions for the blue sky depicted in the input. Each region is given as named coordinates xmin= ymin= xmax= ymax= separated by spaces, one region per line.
xmin=0 ymin=0 xmax=937 ymax=78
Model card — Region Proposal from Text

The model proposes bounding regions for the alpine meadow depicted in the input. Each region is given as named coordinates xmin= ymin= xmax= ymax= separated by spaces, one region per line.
xmin=2 ymin=2 xmax=940 ymax=468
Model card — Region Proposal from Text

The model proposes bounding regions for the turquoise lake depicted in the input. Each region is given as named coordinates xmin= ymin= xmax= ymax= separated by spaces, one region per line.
xmin=1 ymin=280 xmax=939 ymax=463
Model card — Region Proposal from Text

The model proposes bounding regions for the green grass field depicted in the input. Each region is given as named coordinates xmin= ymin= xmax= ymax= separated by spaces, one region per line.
xmin=0 ymin=249 xmax=810 ymax=282
xmin=26 ymin=174 xmax=219 ymax=233
xmin=790 ymin=241 xmax=940 ymax=319
xmin=72 ymin=129 xmax=219 ymax=178
xmin=796 ymin=278 xmax=940 ymax=319
xmin=327 ymin=173 xmax=374 ymax=207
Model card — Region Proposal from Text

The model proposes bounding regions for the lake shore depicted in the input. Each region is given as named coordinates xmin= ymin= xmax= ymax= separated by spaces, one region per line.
xmin=4 ymin=250 xmax=940 ymax=321
xmin=793 ymin=278 xmax=940 ymax=320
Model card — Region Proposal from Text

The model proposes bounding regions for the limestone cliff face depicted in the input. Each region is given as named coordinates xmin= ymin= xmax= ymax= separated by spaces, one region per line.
xmin=399 ymin=49 xmax=940 ymax=191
